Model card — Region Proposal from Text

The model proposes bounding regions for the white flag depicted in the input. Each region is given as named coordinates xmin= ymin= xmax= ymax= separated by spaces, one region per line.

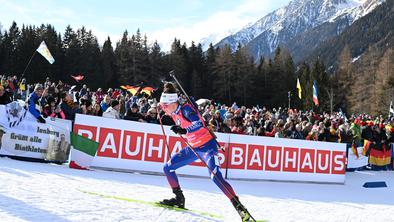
xmin=36 ymin=41 xmax=55 ymax=64
xmin=390 ymin=101 xmax=394 ymax=116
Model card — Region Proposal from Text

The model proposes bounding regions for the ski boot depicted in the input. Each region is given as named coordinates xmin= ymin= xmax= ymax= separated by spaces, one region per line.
xmin=231 ymin=196 xmax=251 ymax=222
xmin=159 ymin=187 xmax=185 ymax=208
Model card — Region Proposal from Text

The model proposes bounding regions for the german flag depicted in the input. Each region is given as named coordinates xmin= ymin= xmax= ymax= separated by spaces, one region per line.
xmin=367 ymin=142 xmax=391 ymax=166
xmin=120 ymin=85 xmax=156 ymax=96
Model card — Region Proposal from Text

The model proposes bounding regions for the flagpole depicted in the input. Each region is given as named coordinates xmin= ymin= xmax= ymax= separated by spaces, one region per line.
xmin=21 ymin=50 xmax=37 ymax=80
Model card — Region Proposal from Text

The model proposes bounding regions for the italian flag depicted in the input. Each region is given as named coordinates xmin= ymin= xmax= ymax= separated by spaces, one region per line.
xmin=69 ymin=132 xmax=99 ymax=170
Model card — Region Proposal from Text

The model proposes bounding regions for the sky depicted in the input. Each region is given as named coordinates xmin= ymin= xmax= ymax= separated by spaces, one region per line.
xmin=0 ymin=0 xmax=291 ymax=51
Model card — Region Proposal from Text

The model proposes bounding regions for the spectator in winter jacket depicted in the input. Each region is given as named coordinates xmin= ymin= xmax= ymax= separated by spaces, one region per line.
xmin=59 ymin=92 xmax=78 ymax=121
xmin=350 ymin=119 xmax=362 ymax=146
xmin=144 ymin=107 xmax=159 ymax=124
xmin=94 ymin=88 xmax=104 ymax=104
xmin=80 ymin=99 xmax=93 ymax=115
xmin=42 ymin=96 xmax=56 ymax=117
xmin=138 ymin=97 xmax=149 ymax=114
xmin=124 ymin=102 xmax=145 ymax=122
xmin=0 ymin=85 xmax=11 ymax=105
xmin=101 ymin=95 xmax=111 ymax=112
xmin=291 ymin=124 xmax=304 ymax=139
xmin=18 ymin=78 xmax=27 ymax=101
xmin=117 ymin=96 xmax=126 ymax=118
xmin=28 ymin=84 xmax=46 ymax=123
xmin=103 ymin=100 xmax=120 ymax=119
xmin=92 ymin=103 xmax=103 ymax=117
xmin=79 ymin=84 xmax=88 ymax=97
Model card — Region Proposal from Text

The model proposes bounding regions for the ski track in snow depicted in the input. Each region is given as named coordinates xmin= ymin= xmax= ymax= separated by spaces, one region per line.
xmin=0 ymin=157 xmax=394 ymax=222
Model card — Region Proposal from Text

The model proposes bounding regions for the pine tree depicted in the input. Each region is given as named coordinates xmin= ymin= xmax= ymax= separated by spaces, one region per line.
xmin=373 ymin=48 xmax=394 ymax=115
xmin=233 ymin=44 xmax=253 ymax=105
xmin=169 ymin=39 xmax=189 ymax=93
xmin=214 ymin=45 xmax=233 ymax=104
xmin=102 ymin=37 xmax=118 ymax=88
xmin=115 ymin=30 xmax=132 ymax=85
xmin=204 ymin=43 xmax=218 ymax=99
xmin=63 ymin=25 xmax=81 ymax=83
xmin=348 ymin=45 xmax=380 ymax=114
xmin=148 ymin=40 xmax=166 ymax=87
xmin=3 ymin=22 xmax=20 ymax=74
xmin=76 ymin=27 xmax=102 ymax=89
xmin=189 ymin=42 xmax=205 ymax=98
xmin=334 ymin=45 xmax=353 ymax=113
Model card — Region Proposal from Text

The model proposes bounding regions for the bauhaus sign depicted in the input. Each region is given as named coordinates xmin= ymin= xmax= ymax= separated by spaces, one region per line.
xmin=74 ymin=114 xmax=346 ymax=183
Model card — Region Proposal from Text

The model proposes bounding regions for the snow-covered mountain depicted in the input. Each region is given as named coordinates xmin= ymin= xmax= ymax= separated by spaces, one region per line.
xmin=212 ymin=0 xmax=384 ymax=59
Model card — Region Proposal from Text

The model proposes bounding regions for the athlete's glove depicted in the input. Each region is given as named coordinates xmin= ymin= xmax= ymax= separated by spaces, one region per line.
xmin=170 ymin=125 xmax=187 ymax=134
xmin=37 ymin=116 xmax=46 ymax=124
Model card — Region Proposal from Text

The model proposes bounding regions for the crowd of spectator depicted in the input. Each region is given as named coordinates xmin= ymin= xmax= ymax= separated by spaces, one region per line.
xmin=0 ymin=75 xmax=393 ymax=170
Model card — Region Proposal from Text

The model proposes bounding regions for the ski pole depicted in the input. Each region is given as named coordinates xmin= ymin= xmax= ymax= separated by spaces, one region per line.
xmin=157 ymin=107 xmax=172 ymax=160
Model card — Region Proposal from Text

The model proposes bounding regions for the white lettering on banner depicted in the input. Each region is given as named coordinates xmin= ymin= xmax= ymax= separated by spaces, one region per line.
xmin=217 ymin=152 xmax=225 ymax=165
xmin=334 ymin=154 xmax=345 ymax=171
xmin=249 ymin=149 xmax=262 ymax=167
xmin=78 ymin=129 xmax=93 ymax=139
xmin=301 ymin=152 xmax=313 ymax=170
xmin=171 ymin=141 xmax=183 ymax=156
xmin=147 ymin=138 xmax=163 ymax=158
xmin=267 ymin=149 xmax=280 ymax=168
xmin=317 ymin=153 xmax=329 ymax=171
xmin=101 ymin=133 xmax=117 ymax=153
xmin=214 ymin=155 xmax=220 ymax=166
xmin=284 ymin=149 xmax=297 ymax=169
xmin=231 ymin=147 xmax=244 ymax=166
xmin=124 ymin=134 xmax=141 ymax=156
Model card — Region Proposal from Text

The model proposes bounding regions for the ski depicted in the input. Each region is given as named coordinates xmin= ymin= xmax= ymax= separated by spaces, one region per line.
xmin=78 ymin=189 xmax=266 ymax=222
xmin=78 ymin=189 xmax=222 ymax=219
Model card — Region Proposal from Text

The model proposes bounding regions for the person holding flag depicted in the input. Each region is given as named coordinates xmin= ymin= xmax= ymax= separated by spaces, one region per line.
xmin=28 ymin=84 xmax=46 ymax=123
xmin=159 ymin=82 xmax=253 ymax=221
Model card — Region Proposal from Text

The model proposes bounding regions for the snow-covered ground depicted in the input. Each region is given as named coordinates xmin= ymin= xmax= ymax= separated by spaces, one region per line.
xmin=0 ymin=157 xmax=393 ymax=222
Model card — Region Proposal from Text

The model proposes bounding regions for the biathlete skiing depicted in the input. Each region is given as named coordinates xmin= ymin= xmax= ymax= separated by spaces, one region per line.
xmin=158 ymin=81 xmax=254 ymax=222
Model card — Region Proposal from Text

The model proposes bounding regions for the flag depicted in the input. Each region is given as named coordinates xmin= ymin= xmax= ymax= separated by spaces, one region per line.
xmin=351 ymin=141 xmax=359 ymax=159
xmin=369 ymin=143 xmax=392 ymax=166
xmin=313 ymin=81 xmax=319 ymax=106
xmin=141 ymin=87 xmax=156 ymax=96
xmin=121 ymin=85 xmax=139 ymax=95
xmin=71 ymin=75 xmax=84 ymax=82
xmin=362 ymin=140 xmax=371 ymax=156
xmin=120 ymin=85 xmax=155 ymax=96
xmin=390 ymin=101 xmax=394 ymax=116
xmin=36 ymin=41 xmax=55 ymax=64
xmin=338 ymin=108 xmax=348 ymax=122
xmin=69 ymin=132 xmax=99 ymax=170
xmin=296 ymin=78 xmax=302 ymax=99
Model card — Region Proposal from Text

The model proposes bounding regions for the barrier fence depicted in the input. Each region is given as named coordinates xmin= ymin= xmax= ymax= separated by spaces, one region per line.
xmin=73 ymin=114 xmax=347 ymax=184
